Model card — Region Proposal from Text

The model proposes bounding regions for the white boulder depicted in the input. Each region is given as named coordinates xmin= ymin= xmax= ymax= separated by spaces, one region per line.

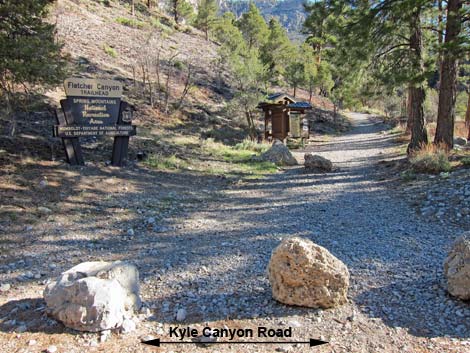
xmin=267 ymin=237 xmax=349 ymax=308
xmin=44 ymin=261 xmax=141 ymax=332
xmin=257 ymin=140 xmax=298 ymax=166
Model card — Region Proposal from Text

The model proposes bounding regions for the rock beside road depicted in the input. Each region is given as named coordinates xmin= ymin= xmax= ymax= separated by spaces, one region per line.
xmin=444 ymin=233 xmax=470 ymax=300
xmin=257 ymin=140 xmax=298 ymax=166
xmin=304 ymin=153 xmax=333 ymax=172
xmin=267 ymin=237 xmax=349 ymax=308
xmin=44 ymin=261 xmax=141 ymax=332
xmin=453 ymin=137 xmax=467 ymax=146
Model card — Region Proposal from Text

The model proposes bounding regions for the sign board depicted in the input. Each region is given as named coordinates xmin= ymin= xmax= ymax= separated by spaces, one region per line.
xmin=54 ymin=125 xmax=136 ymax=138
xmin=289 ymin=115 xmax=301 ymax=138
xmin=64 ymin=78 xmax=123 ymax=127
xmin=53 ymin=77 xmax=136 ymax=166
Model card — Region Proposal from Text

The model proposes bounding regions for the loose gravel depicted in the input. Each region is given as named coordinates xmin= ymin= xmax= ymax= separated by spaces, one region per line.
xmin=0 ymin=113 xmax=469 ymax=352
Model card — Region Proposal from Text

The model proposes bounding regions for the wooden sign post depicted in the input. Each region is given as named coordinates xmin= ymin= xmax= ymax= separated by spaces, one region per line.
xmin=53 ymin=78 xmax=136 ymax=166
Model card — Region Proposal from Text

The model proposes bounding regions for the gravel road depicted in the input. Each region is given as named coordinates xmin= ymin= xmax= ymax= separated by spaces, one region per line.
xmin=1 ymin=113 xmax=469 ymax=353
xmin=143 ymin=112 xmax=468 ymax=352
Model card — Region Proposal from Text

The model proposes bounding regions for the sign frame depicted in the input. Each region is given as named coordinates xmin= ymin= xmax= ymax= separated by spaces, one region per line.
xmin=53 ymin=78 xmax=136 ymax=166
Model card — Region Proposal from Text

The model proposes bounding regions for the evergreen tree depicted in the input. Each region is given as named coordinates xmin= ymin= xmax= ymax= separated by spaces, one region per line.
xmin=0 ymin=0 xmax=65 ymax=136
xmin=260 ymin=18 xmax=295 ymax=82
xmin=434 ymin=0 xmax=468 ymax=148
xmin=285 ymin=59 xmax=305 ymax=98
xmin=314 ymin=0 xmax=436 ymax=152
xmin=236 ymin=2 xmax=269 ymax=50
xmin=194 ymin=0 xmax=218 ymax=40
xmin=169 ymin=0 xmax=194 ymax=24
xmin=214 ymin=12 xmax=266 ymax=139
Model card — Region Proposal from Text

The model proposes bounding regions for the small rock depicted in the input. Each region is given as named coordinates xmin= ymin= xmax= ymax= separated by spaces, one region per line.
xmin=304 ymin=153 xmax=333 ymax=172
xmin=141 ymin=335 xmax=155 ymax=342
xmin=127 ymin=228 xmax=135 ymax=237
xmin=24 ymin=271 xmax=34 ymax=279
xmin=37 ymin=206 xmax=52 ymax=215
xmin=46 ymin=345 xmax=57 ymax=353
xmin=147 ymin=217 xmax=156 ymax=224
xmin=121 ymin=318 xmax=136 ymax=333
xmin=0 ymin=283 xmax=11 ymax=292
xmin=16 ymin=325 xmax=27 ymax=333
xmin=454 ymin=137 xmax=467 ymax=146
xmin=39 ymin=179 xmax=48 ymax=189
xmin=100 ymin=330 xmax=111 ymax=342
xmin=176 ymin=308 xmax=187 ymax=322
xmin=28 ymin=339 xmax=37 ymax=346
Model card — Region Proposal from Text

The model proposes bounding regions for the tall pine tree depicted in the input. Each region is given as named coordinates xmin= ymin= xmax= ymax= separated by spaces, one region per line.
xmin=0 ymin=0 xmax=65 ymax=136
xmin=236 ymin=2 xmax=269 ymax=50
xmin=434 ymin=0 xmax=467 ymax=148
xmin=194 ymin=0 xmax=218 ymax=40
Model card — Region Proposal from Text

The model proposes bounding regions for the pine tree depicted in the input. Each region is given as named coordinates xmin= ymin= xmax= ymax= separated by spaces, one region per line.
xmin=0 ymin=0 xmax=65 ymax=136
xmin=236 ymin=2 xmax=269 ymax=50
xmin=260 ymin=18 xmax=295 ymax=82
xmin=194 ymin=0 xmax=218 ymax=40
xmin=434 ymin=0 xmax=467 ymax=148
xmin=315 ymin=0 xmax=436 ymax=152
xmin=169 ymin=0 xmax=194 ymax=24
xmin=214 ymin=12 xmax=266 ymax=139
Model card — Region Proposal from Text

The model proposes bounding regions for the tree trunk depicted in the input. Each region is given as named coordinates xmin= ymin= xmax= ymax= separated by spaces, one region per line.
xmin=293 ymin=85 xmax=297 ymax=98
xmin=308 ymin=81 xmax=313 ymax=103
xmin=465 ymin=90 xmax=470 ymax=140
xmin=436 ymin=0 xmax=444 ymax=87
xmin=407 ymin=11 xmax=428 ymax=153
xmin=405 ymin=85 xmax=413 ymax=133
xmin=434 ymin=0 xmax=462 ymax=149
xmin=173 ymin=0 xmax=179 ymax=23
xmin=245 ymin=111 xmax=257 ymax=141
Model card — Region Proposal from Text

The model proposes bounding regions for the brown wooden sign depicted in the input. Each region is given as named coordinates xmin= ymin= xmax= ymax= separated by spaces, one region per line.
xmin=53 ymin=78 xmax=136 ymax=166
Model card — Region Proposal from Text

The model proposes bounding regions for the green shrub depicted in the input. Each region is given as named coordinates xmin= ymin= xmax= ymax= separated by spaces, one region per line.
xmin=400 ymin=169 xmax=417 ymax=181
xmin=103 ymin=44 xmax=117 ymax=58
xmin=145 ymin=154 xmax=188 ymax=170
xmin=234 ymin=138 xmax=270 ymax=154
xmin=461 ymin=157 xmax=470 ymax=167
xmin=409 ymin=144 xmax=451 ymax=174
xmin=115 ymin=17 xmax=146 ymax=29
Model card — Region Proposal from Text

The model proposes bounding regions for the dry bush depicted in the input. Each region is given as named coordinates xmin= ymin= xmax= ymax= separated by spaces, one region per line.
xmin=409 ymin=143 xmax=451 ymax=174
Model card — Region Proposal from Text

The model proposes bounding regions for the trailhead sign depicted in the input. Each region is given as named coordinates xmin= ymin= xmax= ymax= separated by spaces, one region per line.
xmin=53 ymin=78 xmax=136 ymax=166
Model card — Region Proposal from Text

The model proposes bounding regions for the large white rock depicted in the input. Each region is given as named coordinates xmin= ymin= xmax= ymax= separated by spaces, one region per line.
xmin=304 ymin=153 xmax=333 ymax=172
xmin=444 ymin=233 xmax=470 ymax=300
xmin=44 ymin=261 xmax=141 ymax=332
xmin=257 ymin=140 xmax=298 ymax=166
xmin=267 ymin=237 xmax=349 ymax=308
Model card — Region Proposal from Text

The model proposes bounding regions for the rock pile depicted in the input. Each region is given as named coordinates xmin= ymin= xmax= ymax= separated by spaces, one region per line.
xmin=44 ymin=261 xmax=141 ymax=332
xmin=257 ymin=140 xmax=297 ymax=166
xmin=267 ymin=237 xmax=349 ymax=308
xmin=444 ymin=233 xmax=470 ymax=300
xmin=304 ymin=153 xmax=333 ymax=172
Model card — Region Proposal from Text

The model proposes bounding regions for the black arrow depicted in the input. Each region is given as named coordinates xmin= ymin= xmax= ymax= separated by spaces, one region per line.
xmin=142 ymin=338 xmax=328 ymax=347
